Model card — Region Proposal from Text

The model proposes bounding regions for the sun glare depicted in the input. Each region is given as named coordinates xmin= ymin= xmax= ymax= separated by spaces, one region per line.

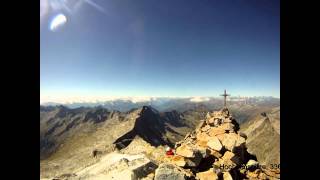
xmin=49 ymin=13 xmax=67 ymax=31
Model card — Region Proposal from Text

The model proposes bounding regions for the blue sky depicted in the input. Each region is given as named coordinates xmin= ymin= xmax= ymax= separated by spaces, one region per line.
xmin=40 ymin=0 xmax=280 ymax=101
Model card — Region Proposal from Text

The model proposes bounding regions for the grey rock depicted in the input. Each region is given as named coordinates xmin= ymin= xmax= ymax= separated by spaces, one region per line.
xmin=154 ymin=163 xmax=191 ymax=180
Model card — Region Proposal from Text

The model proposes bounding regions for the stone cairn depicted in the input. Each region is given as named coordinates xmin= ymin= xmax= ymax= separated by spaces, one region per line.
xmin=154 ymin=108 xmax=280 ymax=180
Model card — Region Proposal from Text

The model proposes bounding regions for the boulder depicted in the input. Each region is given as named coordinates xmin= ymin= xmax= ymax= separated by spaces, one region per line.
xmin=217 ymin=133 xmax=245 ymax=151
xmin=176 ymin=144 xmax=196 ymax=158
xmin=196 ymin=169 xmax=218 ymax=180
xmin=154 ymin=163 xmax=193 ymax=180
xmin=207 ymin=137 xmax=222 ymax=151
xmin=217 ymin=134 xmax=236 ymax=151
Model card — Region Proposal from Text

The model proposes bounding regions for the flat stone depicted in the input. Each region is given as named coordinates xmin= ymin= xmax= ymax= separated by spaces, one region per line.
xmin=176 ymin=144 xmax=195 ymax=158
xmin=207 ymin=137 xmax=222 ymax=151
xmin=217 ymin=134 xmax=236 ymax=151
xmin=217 ymin=133 xmax=245 ymax=151
xmin=196 ymin=168 xmax=218 ymax=180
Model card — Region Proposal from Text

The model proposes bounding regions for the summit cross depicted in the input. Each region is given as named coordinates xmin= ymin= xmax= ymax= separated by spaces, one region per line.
xmin=220 ymin=89 xmax=230 ymax=107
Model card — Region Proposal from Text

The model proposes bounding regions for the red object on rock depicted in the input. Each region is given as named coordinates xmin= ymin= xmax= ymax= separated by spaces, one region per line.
xmin=166 ymin=149 xmax=174 ymax=155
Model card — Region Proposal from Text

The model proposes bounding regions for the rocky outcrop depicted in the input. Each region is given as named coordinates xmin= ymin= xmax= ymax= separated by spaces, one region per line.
xmin=155 ymin=107 xmax=280 ymax=180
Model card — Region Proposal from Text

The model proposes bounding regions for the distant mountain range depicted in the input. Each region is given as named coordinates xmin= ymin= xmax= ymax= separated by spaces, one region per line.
xmin=41 ymin=96 xmax=279 ymax=112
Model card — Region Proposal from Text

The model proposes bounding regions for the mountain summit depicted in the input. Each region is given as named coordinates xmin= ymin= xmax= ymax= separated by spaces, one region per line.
xmin=154 ymin=107 xmax=280 ymax=180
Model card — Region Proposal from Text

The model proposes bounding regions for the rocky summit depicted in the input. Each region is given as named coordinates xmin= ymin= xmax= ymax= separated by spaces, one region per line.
xmin=155 ymin=107 xmax=280 ymax=180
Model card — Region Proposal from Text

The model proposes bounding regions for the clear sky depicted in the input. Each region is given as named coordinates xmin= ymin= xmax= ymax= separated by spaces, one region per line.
xmin=40 ymin=0 xmax=280 ymax=101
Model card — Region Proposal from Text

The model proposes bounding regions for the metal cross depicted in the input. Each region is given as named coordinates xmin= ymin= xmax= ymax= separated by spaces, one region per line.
xmin=220 ymin=89 xmax=230 ymax=107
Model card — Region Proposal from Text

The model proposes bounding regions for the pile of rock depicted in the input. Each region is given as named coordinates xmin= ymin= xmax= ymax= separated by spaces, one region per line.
xmin=155 ymin=108 xmax=280 ymax=180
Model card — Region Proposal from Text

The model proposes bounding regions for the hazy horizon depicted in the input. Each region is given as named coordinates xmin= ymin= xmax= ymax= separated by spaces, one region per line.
xmin=40 ymin=94 xmax=280 ymax=105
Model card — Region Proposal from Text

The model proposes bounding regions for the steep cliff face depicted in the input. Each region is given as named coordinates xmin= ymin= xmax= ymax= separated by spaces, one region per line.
xmin=113 ymin=106 xmax=187 ymax=149
xmin=240 ymin=107 xmax=280 ymax=166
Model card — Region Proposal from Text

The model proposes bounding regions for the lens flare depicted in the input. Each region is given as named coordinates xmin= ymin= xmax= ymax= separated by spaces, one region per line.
xmin=49 ymin=13 xmax=67 ymax=31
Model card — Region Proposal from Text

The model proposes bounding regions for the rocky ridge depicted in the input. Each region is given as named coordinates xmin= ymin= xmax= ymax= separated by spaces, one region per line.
xmin=155 ymin=108 xmax=280 ymax=180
